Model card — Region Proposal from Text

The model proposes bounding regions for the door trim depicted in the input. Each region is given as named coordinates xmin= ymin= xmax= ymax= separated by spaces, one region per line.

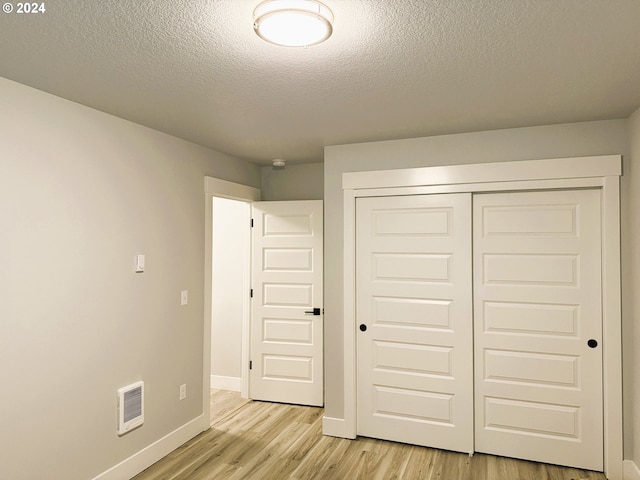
xmin=204 ymin=177 xmax=260 ymax=428
xmin=336 ymin=155 xmax=622 ymax=479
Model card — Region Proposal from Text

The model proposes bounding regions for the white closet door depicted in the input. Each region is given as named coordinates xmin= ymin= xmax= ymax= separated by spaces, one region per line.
xmin=356 ymin=194 xmax=473 ymax=453
xmin=250 ymin=200 xmax=323 ymax=407
xmin=473 ymin=190 xmax=603 ymax=471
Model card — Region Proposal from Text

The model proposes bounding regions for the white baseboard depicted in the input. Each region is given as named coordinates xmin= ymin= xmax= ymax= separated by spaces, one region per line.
xmin=210 ymin=374 xmax=241 ymax=392
xmin=322 ymin=415 xmax=356 ymax=439
xmin=624 ymin=460 xmax=640 ymax=480
xmin=92 ymin=414 xmax=206 ymax=480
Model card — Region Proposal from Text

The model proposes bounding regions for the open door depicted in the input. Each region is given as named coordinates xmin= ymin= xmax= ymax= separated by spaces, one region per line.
xmin=250 ymin=200 xmax=323 ymax=406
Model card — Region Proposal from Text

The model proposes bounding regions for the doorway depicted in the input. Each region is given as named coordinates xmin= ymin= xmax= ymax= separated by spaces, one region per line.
xmin=203 ymin=177 xmax=260 ymax=424
xmin=204 ymin=178 xmax=325 ymax=426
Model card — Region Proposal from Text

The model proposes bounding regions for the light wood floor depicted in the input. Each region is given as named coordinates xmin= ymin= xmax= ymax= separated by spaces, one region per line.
xmin=133 ymin=390 xmax=606 ymax=480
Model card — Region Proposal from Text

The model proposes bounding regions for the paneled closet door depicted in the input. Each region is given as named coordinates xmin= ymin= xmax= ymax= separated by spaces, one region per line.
xmin=473 ymin=190 xmax=603 ymax=471
xmin=356 ymin=193 xmax=474 ymax=454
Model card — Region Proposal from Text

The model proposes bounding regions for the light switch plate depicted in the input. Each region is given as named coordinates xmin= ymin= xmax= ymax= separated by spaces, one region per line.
xmin=135 ymin=254 xmax=145 ymax=273
xmin=180 ymin=290 xmax=188 ymax=305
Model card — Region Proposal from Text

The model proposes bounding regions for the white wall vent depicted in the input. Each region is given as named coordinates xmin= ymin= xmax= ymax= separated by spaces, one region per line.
xmin=117 ymin=381 xmax=144 ymax=435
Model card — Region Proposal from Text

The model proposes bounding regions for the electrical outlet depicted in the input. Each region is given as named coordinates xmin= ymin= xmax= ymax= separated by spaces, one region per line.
xmin=180 ymin=290 xmax=188 ymax=306
xmin=179 ymin=384 xmax=186 ymax=400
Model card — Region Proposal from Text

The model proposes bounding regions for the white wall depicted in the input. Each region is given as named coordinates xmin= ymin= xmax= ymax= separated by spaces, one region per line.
xmin=323 ymin=119 xmax=632 ymax=454
xmin=0 ymin=77 xmax=261 ymax=480
xmin=211 ymin=197 xmax=249 ymax=388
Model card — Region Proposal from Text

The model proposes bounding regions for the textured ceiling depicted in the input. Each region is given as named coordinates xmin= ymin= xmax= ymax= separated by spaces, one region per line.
xmin=1 ymin=0 xmax=639 ymax=165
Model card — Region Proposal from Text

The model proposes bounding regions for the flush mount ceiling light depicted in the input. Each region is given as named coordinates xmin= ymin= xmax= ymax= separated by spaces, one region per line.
xmin=253 ymin=0 xmax=334 ymax=47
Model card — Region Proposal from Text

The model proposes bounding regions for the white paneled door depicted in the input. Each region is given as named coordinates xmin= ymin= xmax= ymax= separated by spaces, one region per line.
xmin=356 ymin=189 xmax=604 ymax=470
xmin=356 ymin=194 xmax=474 ymax=453
xmin=473 ymin=190 xmax=603 ymax=471
xmin=250 ymin=201 xmax=323 ymax=407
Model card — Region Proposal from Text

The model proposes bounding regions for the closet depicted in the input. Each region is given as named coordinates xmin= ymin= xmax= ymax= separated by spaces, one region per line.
xmin=355 ymin=189 xmax=603 ymax=471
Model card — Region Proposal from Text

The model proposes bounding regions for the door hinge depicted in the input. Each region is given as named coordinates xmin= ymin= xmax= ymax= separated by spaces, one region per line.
xmin=251 ymin=218 xmax=254 ymax=228
xmin=250 ymin=288 xmax=253 ymax=298
xmin=249 ymin=360 xmax=253 ymax=370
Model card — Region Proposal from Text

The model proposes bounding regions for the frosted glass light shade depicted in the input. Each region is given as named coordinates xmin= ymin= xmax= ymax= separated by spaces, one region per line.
xmin=253 ymin=0 xmax=334 ymax=47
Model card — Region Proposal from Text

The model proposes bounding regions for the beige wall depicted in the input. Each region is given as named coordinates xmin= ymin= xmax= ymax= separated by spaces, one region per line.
xmin=261 ymin=162 xmax=324 ymax=201
xmin=3 ymin=71 xmax=637 ymax=477
xmin=324 ymin=119 xmax=632 ymax=454
xmin=629 ymin=106 xmax=640 ymax=465
xmin=0 ymin=77 xmax=260 ymax=480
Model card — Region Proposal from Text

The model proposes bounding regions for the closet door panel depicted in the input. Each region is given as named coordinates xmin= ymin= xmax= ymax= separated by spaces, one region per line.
xmin=473 ymin=190 xmax=603 ymax=471
xmin=356 ymin=193 xmax=473 ymax=453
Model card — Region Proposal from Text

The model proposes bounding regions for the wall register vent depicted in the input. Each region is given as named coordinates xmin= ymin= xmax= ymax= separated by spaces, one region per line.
xmin=117 ymin=381 xmax=144 ymax=435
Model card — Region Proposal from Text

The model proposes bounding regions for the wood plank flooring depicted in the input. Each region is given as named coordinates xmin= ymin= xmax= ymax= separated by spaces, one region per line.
xmin=133 ymin=390 xmax=606 ymax=480
xmin=208 ymin=389 xmax=252 ymax=421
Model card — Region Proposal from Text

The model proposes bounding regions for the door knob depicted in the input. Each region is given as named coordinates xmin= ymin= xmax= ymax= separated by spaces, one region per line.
xmin=359 ymin=324 xmax=367 ymax=332
xmin=587 ymin=339 xmax=598 ymax=348
xmin=305 ymin=308 xmax=321 ymax=315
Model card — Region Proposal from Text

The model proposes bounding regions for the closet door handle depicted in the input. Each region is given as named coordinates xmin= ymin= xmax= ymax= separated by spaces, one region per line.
xmin=587 ymin=339 xmax=598 ymax=348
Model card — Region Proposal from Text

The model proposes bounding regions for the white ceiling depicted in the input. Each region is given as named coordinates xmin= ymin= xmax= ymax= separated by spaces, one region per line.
xmin=1 ymin=0 xmax=639 ymax=165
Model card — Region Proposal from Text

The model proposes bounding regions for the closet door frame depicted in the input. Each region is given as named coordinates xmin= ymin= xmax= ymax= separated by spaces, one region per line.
xmin=336 ymin=155 xmax=622 ymax=480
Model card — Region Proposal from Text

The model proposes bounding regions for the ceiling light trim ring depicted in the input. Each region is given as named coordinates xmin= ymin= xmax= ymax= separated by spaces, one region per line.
xmin=253 ymin=0 xmax=334 ymax=47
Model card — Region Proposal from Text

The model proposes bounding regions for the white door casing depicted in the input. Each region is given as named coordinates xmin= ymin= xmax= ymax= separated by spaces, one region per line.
xmin=250 ymin=200 xmax=324 ymax=406
xmin=473 ymin=190 xmax=603 ymax=471
xmin=356 ymin=194 xmax=474 ymax=453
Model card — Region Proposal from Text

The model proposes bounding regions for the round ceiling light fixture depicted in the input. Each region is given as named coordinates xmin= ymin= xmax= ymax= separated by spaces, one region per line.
xmin=253 ymin=0 xmax=334 ymax=47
